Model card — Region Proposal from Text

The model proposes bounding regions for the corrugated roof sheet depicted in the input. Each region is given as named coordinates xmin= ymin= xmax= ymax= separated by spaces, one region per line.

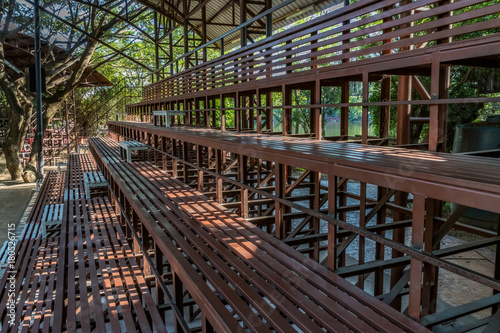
xmin=138 ymin=0 xmax=344 ymax=50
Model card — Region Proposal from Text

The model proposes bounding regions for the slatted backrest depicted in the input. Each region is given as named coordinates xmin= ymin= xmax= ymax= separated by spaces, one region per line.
xmin=139 ymin=0 xmax=499 ymax=101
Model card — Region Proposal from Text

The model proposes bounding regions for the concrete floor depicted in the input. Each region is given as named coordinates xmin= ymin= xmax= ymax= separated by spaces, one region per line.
xmin=0 ymin=157 xmax=37 ymax=245
xmin=0 ymin=183 xmax=35 ymax=245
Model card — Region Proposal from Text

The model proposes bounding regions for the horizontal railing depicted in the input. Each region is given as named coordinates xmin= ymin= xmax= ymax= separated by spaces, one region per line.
xmin=141 ymin=0 xmax=500 ymax=102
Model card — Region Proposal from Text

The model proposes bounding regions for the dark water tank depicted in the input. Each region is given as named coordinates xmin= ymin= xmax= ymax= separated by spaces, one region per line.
xmin=452 ymin=116 xmax=500 ymax=230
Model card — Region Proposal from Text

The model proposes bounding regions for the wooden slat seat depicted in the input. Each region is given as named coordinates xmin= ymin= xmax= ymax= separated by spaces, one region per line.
xmin=92 ymin=138 xmax=249 ymax=332
xmin=58 ymin=154 xmax=167 ymax=332
xmin=67 ymin=153 xmax=99 ymax=195
xmin=0 ymin=171 xmax=65 ymax=332
xmin=0 ymin=236 xmax=60 ymax=332
xmin=61 ymin=197 xmax=166 ymax=333
xmin=89 ymin=136 xmax=429 ymax=333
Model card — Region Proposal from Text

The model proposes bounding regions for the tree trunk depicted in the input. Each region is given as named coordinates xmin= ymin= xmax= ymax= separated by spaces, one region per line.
xmin=2 ymin=143 xmax=21 ymax=180
xmin=2 ymin=105 xmax=32 ymax=180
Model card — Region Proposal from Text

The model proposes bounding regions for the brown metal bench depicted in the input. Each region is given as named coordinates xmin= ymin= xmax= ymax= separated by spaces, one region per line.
xmin=91 ymin=138 xmax=245 ymax=332
xmin=56 ymin=153 xmax=166 ymax=332
xmin=0 ymin=156 xmax=167 ymax=332
xmin=90 ymin=136 xmax=429 ymax=333
xmin=0 ymin=171 xmax=64 ymax=331
xmin=59 ymin=196 xmax=166 ymax=332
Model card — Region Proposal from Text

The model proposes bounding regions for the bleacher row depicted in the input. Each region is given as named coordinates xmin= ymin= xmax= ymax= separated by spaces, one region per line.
xmin=0 ymin=154 xmax=165 ymax=332
xmin=89 ymin=137 xmax=429 ymax=333
xmin=0 ymin=135 xmax=429 ymax=332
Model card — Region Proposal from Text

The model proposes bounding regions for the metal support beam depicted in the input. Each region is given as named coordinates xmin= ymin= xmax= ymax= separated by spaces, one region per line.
xmin=240 ymin=0 xmax=248 ymax=48
xmin=34 ymin=0 xmax=44 ymax=179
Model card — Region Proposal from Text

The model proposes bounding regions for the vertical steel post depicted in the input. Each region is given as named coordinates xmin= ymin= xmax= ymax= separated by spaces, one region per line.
xmin=154 ymin=12 xmax=161 ymax=82
xmin=429 ymin=54 xmax=440 ymax=151
xmin=240 ymin=0 xmax=248 ymax=48
xmin=380 ymin=76 xmax=391 ymax=139
xmin=256 ymin=89 xmax=262 ymax=133
xmin=34 ymin=0 xmax=44 ymax=178
xmin=73 ymin=90 xmax=79 ymax=153
xmin=312 ymin=80 xmax=322 ymax=139
xmin=327 ymin=172 xmax=337 ymax=270
xmin=275 ymin=163 xmax=285 ymax=239
xmin=362 ymin=72 xmax=369 ymax=144
xmin=266 ymin=92 xmax=272 ymax=131
xmin=183 ymin=0 xmax=189 ymax=70
xmin=340 ymin=0 xmax=350 ymax=139
xmin=310 ymin=171 xmax=321 ymax=261
xmin=380 ymin=3 xmax=393 ymax=141
xmin=65 ymin=100 xmax=70 ymax=155
xmin=239 ymin=154 xmax=249 ymax=219
xmin=358 ymin=181 xmax=367 ymax=287
xmin=235 ymin=93 xmax=240 ymax=132
xmin=169 ymin=33 xmax=174 ymax=75
xmin=374 ymin=186 xmax=387 ymax=295
xmin=266 ymin=0 xmax=272 ymax=37
xmin=220 ymin=94 xmax=226 ymax=132
xmin=409 ymin=195 xmax=425 ymax=320
xmin=494 ymin=214 xmax=500 ymax=314
xmin=202 ymin=6 xmax=207 ymax=62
